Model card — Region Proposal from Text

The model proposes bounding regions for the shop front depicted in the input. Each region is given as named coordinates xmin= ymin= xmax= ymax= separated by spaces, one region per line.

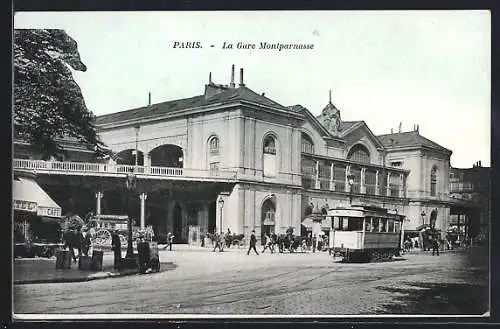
xmin=13 ymin=172 xmax=63 ymax=257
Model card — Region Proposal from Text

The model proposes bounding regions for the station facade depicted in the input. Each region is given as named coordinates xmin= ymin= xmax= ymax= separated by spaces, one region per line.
xmin=91 ymin=66 xmax=455 ymax=243
xmin=14 ymin=66 xmax=468 ymax=245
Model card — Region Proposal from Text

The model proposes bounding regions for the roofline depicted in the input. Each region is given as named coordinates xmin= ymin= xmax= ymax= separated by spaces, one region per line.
xmin=384 ymin=144 xmax=453 ymax=155
xmin=294 ymin=106 xmax=332 ymax=138
xmin=97 ymin=100 xmax=303 ymax=131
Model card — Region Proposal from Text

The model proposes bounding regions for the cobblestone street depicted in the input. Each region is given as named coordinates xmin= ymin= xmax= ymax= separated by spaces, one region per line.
xmin=13 ymin=246 xmax=489 ymax=316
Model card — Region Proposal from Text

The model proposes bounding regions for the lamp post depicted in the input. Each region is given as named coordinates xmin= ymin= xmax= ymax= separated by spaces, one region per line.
xmin=125 ymin=174 xmax=136 ymax=262
xmin=347 ymin=174 xmax=355 ymax=205
xmin=218 ymin=198 xmax=224 ymax=234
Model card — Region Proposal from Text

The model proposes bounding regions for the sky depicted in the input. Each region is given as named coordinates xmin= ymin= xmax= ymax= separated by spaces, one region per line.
xmin=14 ymin=11 xmax=490 ymax=168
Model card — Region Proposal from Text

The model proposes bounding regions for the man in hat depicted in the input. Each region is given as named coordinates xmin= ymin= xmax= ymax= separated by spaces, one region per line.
xmin=247 ymin=230 xmax=259 ymax=255
xmin=81 ymin=226 xmax=92 ymax=257
xmin=111 ymin=230 xmax=122 ymax=269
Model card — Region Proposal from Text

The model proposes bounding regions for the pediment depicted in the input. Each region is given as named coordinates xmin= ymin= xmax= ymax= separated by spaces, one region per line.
xmin=341 ymin=121 xmax=385 ymax=151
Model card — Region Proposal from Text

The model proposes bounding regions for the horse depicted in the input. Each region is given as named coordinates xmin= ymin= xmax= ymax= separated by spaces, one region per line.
xmin=276 ymin=234 xmax=302 ymax=253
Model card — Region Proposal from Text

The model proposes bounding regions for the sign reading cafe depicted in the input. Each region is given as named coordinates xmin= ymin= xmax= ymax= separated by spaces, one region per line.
xmin=13 ymin=200 xmax=37 ymax=212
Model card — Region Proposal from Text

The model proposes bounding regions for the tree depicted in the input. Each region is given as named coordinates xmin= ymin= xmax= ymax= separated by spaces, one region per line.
xmin=14 ymin=29 xmax=109 ymax=159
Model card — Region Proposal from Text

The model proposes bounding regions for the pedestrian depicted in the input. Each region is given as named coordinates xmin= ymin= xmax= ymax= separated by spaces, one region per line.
xmin=247 ymin=230 xmax=259 ymax=255
xmin=137 ymin=235 xmax=150 ymax=274
xmin=312 ymin=235 xmax=317 ymax=253
xmin=166 ymin=232 xmax=174 ymax=251
xmin=111 ymin=230 xmax=122 ymax=269
xmin=262 ymin=233 xmax=274 ymax=254
xmin=63 ymin=229 xmax=77 ymax=262
xmin=213 ymin=233 xmax=224 ymax=252
xmin=76 ymin=227 xmax=84 ymax=257
xmin=432 ymin=236 xmax=440 ymax=256
xmin=81 ymin=227 xmax=92 ymax=257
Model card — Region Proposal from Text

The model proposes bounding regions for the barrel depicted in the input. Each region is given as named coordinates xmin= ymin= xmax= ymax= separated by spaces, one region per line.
xmin=78 ymin=255 xmax=92 ymax=271
xmin=91 ymin=250 xmax=104 ymax=271
xmin=55 ymin=250 xmax=71 ymax=269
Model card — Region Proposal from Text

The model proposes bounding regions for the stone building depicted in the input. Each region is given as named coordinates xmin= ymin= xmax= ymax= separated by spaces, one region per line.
xmin=13 ymin=66 xmax=482 ymax=245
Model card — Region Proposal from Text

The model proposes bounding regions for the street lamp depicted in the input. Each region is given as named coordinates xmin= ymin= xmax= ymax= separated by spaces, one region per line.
xmin=124 ymin=174 xmax=137 ymax=264
xmin=347 ymin=174 xmax=355 ymax=205
xmin=218 ymin=198 xmax=224 ymax=234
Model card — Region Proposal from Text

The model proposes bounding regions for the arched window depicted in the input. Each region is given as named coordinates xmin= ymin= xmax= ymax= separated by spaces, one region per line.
xmin=301 ymin=133 xmax=315 ymax=154
xmin=430 ymin=166 xmax=438 ymax=196
xmin=347 ymin=144 xmax=370 ymax=164
xmin=209 ymin=136 xmax=220 ymax=155
xmin=263 ymin=136 xmax=276 ymax=154
xmin=263 ymin=134 xmax=278 ymax=177
xmin=261 ymin=198 xmax=276 ymax=244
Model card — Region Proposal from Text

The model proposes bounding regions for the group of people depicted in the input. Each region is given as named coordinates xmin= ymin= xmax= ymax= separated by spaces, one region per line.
xmin=62 ymin=226 xmax=92 ymax=262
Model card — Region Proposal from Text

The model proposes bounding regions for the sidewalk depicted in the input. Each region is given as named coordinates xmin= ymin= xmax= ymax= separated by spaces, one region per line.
xmin=13 ymin=244 xmax=241 ymax=285
xmin=15 ymin=252 xmax=139 ymax=285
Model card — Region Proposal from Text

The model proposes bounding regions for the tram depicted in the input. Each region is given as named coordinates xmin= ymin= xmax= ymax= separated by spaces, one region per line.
xmin=329 ymin=205 xmax=405 ymax=262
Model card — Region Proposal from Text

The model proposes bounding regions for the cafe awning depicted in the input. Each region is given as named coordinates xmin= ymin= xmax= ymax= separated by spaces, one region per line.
xmin=13 ymin=177 xmax=62 ymax=218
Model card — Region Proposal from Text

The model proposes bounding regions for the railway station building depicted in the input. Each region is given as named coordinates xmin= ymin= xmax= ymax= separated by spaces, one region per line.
xmin=13 ymin=66 xmax=485 ymax=245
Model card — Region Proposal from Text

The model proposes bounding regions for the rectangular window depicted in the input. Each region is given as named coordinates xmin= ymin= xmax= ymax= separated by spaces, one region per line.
xmin=342 ymin=217 xmax=349 ymax=230
xmin=391 ymin=161 xmax=403 ymax=167
xmin=380 ymin=219 xmax=387 ymax=232
xmin=388 ymin=219 xmax=395 ymax=233
xmin=333 ymin=216 xmax=340 ymax=230
xmin=365 ymin=217 xmax=372 ymax=232
xmin=372 ymin=218 xmax=379 ymax=232
xmin=347 ymin=218 xmax=363 ymax=231
xmin=395 ymin=222 xmax=401 ymax=233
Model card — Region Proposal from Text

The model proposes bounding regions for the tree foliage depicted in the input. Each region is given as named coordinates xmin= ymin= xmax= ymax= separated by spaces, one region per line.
xmin=14 ymin=29 xmax=109 ymax=159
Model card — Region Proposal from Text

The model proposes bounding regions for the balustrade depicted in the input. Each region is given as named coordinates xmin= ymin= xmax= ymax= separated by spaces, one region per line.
xmin=13 ymin=158 xmax=237 ymax=180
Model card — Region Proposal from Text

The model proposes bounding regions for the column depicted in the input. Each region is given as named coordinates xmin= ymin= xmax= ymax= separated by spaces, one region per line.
xmin=139 ymin=192 xmax=147 ymax=230
xmin=345 ymin=165 xmax=351 ymax=192
xmin=386 ymin=172 xmax=391 ymax=197
xmin=95 ymin=191 xmax=103 ymax=216
xmin=399 ymin=173 xmax=404 ymax=198
xmin=315 ymin=160 xmax=320 ymax=189
xmin=144 ymin=153 xmax=151 ymax=167
xmin=375 ymin=170 xmax=379 ymax=195
xmin=360 ymin=168 xmax=366 ymax=194
xmin=329 ymin=163 xmax=335 ymax=191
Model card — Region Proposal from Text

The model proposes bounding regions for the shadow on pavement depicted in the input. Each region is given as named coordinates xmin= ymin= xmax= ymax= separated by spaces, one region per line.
xmin=375 ymin=282 xmax=489 ymax=315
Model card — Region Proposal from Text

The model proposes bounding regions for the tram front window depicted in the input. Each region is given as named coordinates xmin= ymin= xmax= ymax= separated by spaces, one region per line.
xmin=334 ymin=216 xmax=363 ymax=231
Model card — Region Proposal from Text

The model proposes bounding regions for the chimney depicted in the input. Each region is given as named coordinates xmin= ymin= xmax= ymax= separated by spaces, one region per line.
xmin=230 ymin=65 xmax=235 ymax=88
xmin=329 ymin=89 xmax=332 ymax=103
xmin=416 ymin=124 xmax=419 ymax=133
xmin=399 ymin=122 xmax=402 ymax=133
xmin=148 ymin=92 xmax=151 ymax=106
xmin=209 ymin=72 xmax=213 ymax=84
xmin=239 ymin=68 xmax=245 ymax=87
xmin=479 ymin=160 xmax=482 ymax=167
xmin=262 ymin=92 xmax=265 ymax=96
xmin=391 ymin=128 xmax=393 ymax=134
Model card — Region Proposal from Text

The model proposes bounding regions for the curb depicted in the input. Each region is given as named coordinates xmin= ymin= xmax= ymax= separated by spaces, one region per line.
xmin=14 ymin=269 xmax=139 ymax=285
